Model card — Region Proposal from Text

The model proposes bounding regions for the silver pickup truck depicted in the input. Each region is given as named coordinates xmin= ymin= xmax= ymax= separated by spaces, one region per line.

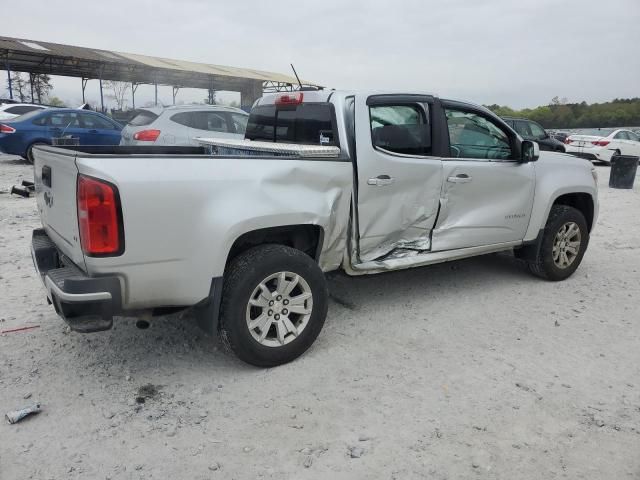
xmin=31 ymin=90 xmax=598 ymax=367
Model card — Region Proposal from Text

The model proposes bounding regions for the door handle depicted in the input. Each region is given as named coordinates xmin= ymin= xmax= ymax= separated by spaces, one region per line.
xmin=88 ymin=129 xmax=98 ymax=134
xmin=447 ymin=173 xmax=472 ymax=183
xmin=367 ymin=175 xmax=395 ymax=186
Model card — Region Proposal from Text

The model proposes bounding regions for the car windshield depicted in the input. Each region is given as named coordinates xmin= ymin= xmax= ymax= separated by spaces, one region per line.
xmin=576 ymin=128 xmax=614 ymax=137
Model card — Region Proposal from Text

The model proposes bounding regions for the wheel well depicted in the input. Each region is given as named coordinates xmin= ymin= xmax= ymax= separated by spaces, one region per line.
xmin=553 ymin=193 xmax=594 ymax=231
xmin=26 ymin=140 xmax=49 ymax=157
xmin=227 ymin=225 xmax=324 ymax=266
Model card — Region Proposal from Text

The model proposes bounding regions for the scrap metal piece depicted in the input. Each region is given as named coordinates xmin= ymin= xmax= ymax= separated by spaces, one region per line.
xmin=6 ymin=404 xmax=41 ymax=424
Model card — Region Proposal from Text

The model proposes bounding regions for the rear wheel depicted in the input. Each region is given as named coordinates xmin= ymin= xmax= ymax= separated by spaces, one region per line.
xmin=218 ymin=244 xmax=328 ymax=367
xmin=527 ymin=205 xmax=589 ymax=281
xmin=26 ymin=142 xmax=47 ymax=164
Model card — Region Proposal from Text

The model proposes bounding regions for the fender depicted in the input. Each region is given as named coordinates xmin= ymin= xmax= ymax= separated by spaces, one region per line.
xmin=523 ymin=153 xmax=598 ymax=242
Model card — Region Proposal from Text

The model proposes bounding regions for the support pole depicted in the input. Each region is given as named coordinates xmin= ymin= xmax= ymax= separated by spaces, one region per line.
xmin=131 ymin=82 xmax=139 ymax=109
xmin=29 ymin=73 xmax=35 ymax=103
xmin=172 ymin=86 xmax=180 ymax=105
xmin=154 ymin=83 xmax=158 ymax=106
xmin=81 ymin=78 xmax=88 ymax=103
xmin=36 ymin=75 xmax=41 ymax=104
xmin=99 ymin=78 xmax=104 ymax=113
xmin=5 ymin=57 xmax=13 ymax=100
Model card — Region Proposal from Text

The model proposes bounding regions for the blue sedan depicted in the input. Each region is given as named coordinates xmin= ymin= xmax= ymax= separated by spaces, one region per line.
xmin=0 ymin=108 xmax=123 ymax=162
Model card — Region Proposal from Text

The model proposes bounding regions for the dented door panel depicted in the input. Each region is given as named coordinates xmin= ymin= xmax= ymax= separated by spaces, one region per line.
xmin=431 ymin=161 xmax=535 ymax=251
xmin=354 ymin=94 xmax=444 ymax=263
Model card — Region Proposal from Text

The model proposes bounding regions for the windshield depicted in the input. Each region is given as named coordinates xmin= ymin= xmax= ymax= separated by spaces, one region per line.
xmin=575 ymin=128 xmax=614 ymax=137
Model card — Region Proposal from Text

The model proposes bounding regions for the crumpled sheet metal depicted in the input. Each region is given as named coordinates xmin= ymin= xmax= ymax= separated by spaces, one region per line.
xmin=196 ymin=137 xmax=341 ymax=158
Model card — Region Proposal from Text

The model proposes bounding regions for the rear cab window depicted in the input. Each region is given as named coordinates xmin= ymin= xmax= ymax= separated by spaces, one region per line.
xmin=245 ymin=102 xmax=339 ymax=147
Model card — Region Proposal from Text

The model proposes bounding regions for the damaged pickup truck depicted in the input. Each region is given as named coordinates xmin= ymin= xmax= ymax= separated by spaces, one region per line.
xmin=31 ymin=90 xmax=598 ymax=367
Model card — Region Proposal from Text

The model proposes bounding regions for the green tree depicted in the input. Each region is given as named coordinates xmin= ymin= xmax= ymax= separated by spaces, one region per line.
xmin=48 ymin=96 xmax=66 ymax=107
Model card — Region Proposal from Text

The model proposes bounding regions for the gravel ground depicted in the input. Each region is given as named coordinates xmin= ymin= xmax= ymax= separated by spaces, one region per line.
xmin=1 ymin=154 xmax=639 ymax=480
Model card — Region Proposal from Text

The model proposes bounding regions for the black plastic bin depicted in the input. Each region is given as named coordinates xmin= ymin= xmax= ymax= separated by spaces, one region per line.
xmin=609 ymin=155 xmax=638 ymax=189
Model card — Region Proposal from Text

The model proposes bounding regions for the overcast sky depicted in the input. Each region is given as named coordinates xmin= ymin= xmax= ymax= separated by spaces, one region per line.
xmin=3 ymin=0 xmax=639 ymax=109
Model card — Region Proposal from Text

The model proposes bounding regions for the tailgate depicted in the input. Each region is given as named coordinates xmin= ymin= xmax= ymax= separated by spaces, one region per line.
xmin=33 ymin=146 xmax=86 ymax=270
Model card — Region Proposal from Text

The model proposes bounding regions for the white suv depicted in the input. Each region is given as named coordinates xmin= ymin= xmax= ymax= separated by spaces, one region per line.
xmin=120 ymin=105 xmax=249 ymax=146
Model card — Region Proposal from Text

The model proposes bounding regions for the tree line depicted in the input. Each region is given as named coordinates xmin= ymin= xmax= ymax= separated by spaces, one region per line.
xmin=486 ymin=97 xmax=640 ymax=129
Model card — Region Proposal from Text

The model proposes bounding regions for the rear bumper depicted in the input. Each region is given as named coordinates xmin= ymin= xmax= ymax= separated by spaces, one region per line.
xmin=566 ymin=146 xmax=614 ymax=163
xmin=31 ymin=228 xmax=121 ymax=332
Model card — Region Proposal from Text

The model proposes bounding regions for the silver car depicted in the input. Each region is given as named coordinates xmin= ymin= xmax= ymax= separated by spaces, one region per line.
xmin=120 ymin=104 xmax=249 ymax=146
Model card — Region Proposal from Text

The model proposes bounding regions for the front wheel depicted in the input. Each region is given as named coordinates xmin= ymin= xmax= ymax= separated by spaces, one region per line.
xmin=218 ymin=244 xmax=328 ymax=367
xmin=527 ymin=205 xmax=589 ymax=281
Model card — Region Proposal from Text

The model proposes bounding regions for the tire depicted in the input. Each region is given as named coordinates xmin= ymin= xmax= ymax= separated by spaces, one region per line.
xmin=218 ymin=244 xmax=328 ymax=367
xmin=528 ymin=205 xmax=589 ymax=281
xmin=26 ymin=142 xmax=47 ymax=164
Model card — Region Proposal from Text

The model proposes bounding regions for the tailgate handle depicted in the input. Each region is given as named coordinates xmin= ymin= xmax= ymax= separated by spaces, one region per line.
xmin=447 ymin=173 xmax=472 ymax=183
xmin=42 ymin=166 xmax=52 ymax=187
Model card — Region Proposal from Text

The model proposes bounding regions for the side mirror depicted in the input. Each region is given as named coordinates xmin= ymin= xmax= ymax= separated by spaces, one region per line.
xmin=521 ymin=140 xmax=539 ymax=163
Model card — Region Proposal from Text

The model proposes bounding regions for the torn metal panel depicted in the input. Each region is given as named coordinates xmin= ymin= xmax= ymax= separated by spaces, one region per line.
xmin=345 ymin=240 xmax=522 ymax=275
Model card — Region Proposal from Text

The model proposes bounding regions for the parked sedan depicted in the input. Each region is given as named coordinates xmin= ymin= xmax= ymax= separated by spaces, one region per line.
xmin=0 ymin=108 xmax=123 ymax=162
xmin=0 ymin=103 xmax=47 ymax=120
xmin=502 ymin=117 xmax=565 ymax=152
xmin=564 ymin=128 xmax=640 ymax=164
xmin=120 ymin=105 xmax=249 ymax=146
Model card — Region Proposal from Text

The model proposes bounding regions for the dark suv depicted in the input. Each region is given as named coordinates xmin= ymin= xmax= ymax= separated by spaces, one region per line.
xmin=502 ymin=117 xmax=565 ymax=152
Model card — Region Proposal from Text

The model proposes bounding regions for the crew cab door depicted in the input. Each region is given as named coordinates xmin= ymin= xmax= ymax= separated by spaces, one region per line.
xmin=354 ymin=94 xmax=443 ymax=262
xmin=431 ymin=102 xmax=535 ymax=251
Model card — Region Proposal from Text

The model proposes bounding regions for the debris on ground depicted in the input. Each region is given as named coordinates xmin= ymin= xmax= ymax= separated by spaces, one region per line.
xmin=1 ymin=325 xmax=41 ymax=334
xmin=348 ymin=446 xmax=365 ymax=458
xmin=6 ymin=404 xmax=41 ymax=424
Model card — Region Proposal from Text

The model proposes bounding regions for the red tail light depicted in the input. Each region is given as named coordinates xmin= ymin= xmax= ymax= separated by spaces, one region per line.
xmin=77 ymin=175 xmax=124 ymax=256
xmin=591 ymin=139 xmax=610 ymax=146
xmin=564 ymin=138 xmax=573 ymax=144
xmin=275 ymin=92 xmax=304 ymax=106
xmin=0 ymin=124 xmax=15 ymax=133
xmin=133 ymin=129 xmax=161 ymax=141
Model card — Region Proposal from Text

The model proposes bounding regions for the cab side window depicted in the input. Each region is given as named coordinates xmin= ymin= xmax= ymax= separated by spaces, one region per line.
xmin=445 ymin=108 xmax=512 ymax=160
xmin=369 ymin=104 xmax=431 ymax=155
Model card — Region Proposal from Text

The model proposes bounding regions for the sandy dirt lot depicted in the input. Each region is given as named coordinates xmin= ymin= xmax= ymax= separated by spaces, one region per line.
xmin=1 ymin=154 xmax=639 ymax=480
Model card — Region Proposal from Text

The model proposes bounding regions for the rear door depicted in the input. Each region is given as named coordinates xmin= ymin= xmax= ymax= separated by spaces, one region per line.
xmin=432 ymin=102 xmax=535 ymax=251
xmin=78 ymin=113 xmax=121 ymax=145
xmin=627 ymin=131 xmax=640 ymax=155
xmin=355 ymin=94 xmax=443 ymax=262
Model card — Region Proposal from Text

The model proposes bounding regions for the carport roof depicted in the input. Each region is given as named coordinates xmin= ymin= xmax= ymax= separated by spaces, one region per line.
xmin=0 ymin=36 xmax=316 ymax=90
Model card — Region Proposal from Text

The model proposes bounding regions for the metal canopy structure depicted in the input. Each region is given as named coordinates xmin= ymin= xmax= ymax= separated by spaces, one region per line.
xmin=1 ymin=36 xmax=319 ymax=110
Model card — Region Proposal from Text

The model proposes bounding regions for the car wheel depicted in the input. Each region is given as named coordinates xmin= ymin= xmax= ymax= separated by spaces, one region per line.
xmin=528 ymin=205 xmax=589 ymax=281
xmin=26 ymin=142 xmax=48 ymax=164
xmin=218 ymin=244 xmax=329 ymax=367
